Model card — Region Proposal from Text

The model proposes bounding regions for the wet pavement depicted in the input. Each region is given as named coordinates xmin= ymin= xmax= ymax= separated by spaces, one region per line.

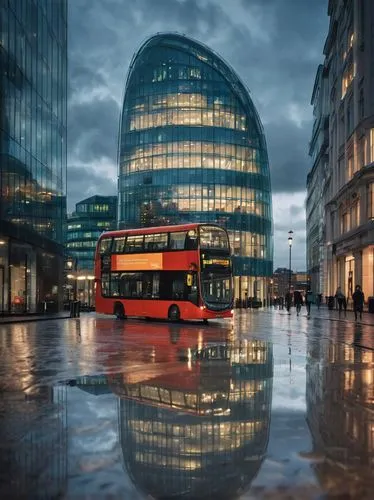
xmin=1 ymin=309 xmax=374 ymax=499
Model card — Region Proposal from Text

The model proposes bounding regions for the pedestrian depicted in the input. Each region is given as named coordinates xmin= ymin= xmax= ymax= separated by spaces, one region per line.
xmin=285 ymin=291 xmax=292 ymax=314
xmin=305 ymin=289 xmax=315 ymax=318
xmin=316 ymin=293 xmax=323 ymax=310
xmin=352 ymin=285 xmax=365 ymax=321
xmin=294 ymin=290 xmax=303 ymax=316
xmin=335 ymin=287 xmax=346 ymax=316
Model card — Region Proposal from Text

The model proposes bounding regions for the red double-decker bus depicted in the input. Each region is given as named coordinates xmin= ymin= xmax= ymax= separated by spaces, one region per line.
xmin=94 ymin=223 xmax=233 ymax=322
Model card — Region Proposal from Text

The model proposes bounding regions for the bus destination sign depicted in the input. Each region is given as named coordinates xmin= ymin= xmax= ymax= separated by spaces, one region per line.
xmin=202 ymin=258 xmax=230 ymax=268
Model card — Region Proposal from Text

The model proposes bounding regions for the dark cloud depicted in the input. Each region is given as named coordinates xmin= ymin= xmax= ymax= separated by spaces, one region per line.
xmin=68 ymin=95 xmax=119 ymax=163
xmin=67 ymin=166 xmax=117 ymax=213
xmin=68 ymin=0 xmax=328 ymax=267
xmin=290 ymin=205 xmax=306 ymax=218
xmin=276 ymin=220 xmax=306 ymax=233
xmin=265 ymin=120 xmax=312 ymax=193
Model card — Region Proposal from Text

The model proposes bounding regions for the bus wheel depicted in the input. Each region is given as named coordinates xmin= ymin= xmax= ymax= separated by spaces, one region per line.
xmin=168 ymin=305 xmax=180 ymax=322
xmin=114 ymin=303 xmax=126 ymax=320
xmin=203 ymin=319 xmax=208 ymax=324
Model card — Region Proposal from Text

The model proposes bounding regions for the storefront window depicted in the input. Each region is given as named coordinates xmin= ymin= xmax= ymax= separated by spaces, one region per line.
xmin=10 ymin=242 xmax=36 ymax=313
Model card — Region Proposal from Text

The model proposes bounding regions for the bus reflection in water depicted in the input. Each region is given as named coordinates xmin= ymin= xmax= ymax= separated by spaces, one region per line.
xmin=108 ymin=336 xmax=273 ymax=499
xmin=93 ymin=318 xmax=234 ymax=368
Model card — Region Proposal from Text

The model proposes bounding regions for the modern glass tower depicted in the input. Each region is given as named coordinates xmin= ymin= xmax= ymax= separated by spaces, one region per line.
xmin=0 ymin=1 xmax=67 ymax=313
xmin=66 ymin=195 xmax=117 ymax=306
xmin=66 ymin=195 xmax=117 ymax=272
xmin=118 ymin=33 xmax=272 ymax=300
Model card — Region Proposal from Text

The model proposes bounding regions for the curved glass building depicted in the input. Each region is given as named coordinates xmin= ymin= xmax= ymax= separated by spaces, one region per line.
xmin=118 ymin=33 xmax=273 ymax=300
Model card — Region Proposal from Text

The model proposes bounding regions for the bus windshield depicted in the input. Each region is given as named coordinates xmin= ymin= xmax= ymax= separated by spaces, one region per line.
xmin=201 ymin=271 xmax=233 ymax=309
xmin=199 ymin=226 xmax=229 ymax=251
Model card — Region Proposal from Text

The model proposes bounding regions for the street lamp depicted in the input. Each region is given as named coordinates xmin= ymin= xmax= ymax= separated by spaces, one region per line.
xmin=270 ymin=279 xmax=273 ymax=306
xmin=288 ymin=230 xmax=293 ymax=294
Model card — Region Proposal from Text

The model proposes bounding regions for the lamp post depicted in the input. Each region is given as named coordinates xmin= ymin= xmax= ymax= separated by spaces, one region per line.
xmin=66 ymin=257 xmax=78 ymax=301
xmin=270 ymin=279 xmax=273 ymax=306
xmin=288 ymin=230 xmax=293 ymax=294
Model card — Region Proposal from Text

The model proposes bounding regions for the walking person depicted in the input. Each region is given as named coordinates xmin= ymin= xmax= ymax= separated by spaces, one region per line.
xmin=316 ymin=293 xmax=323 ymax=310
xmin=352 ymin=285 xmax=365 ymax=321
xmin=285 ymin=291 xmax=292 ymax=314
xmin=335 ymin=287 xmax=346 ymax=316
xmin=305 ymin=289 xmax=315 ymax=318
xmin=294 ymin=290 xmax=303 ymax=316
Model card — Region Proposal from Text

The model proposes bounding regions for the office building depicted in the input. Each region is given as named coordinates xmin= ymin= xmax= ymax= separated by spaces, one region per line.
xmin=66 ymin=195 xmax=117 ymax=271
xmin=307 ymin=0 xmax=374 ymax=300
xmin=0 ymin=1 xmax=67 ymax=313
xmin=118 ymin=33 xmax=273 ymax=301
xmin=66 ymin=195 xmax=117 ymax=305
xmin=307 ymin=64 xmax=329 ymax=296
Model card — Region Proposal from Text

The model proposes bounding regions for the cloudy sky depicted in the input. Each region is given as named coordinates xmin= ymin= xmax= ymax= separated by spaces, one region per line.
xmin=68 ymin=0 xmax=329 ymax=270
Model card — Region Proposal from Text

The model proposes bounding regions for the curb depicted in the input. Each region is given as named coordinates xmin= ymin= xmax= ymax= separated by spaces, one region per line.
xmin=0 ymin=315 xmax=71 ymax=326
xmin=255 ymin=307 xmax=374 ymax=327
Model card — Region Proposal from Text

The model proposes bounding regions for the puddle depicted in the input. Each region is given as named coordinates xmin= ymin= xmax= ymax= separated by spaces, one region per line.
xmin=1 ymin=318 xmax=374 ymax=498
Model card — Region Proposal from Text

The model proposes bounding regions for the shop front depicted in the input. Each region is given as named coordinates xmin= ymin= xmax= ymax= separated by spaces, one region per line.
xmin=0 ymin=234 xmax=63 ymax=314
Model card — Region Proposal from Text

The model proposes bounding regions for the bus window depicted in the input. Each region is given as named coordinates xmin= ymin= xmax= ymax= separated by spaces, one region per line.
xmin=99 ymin=237 xmax=112 ymax=254
xmin=101 ymin=273 xmax=110 ymax=297
xmin=186 ymin=230 xmax=198 ymax=250
xmin=186 ymin=272 xmax=198 ymax=305
xmin=169 ymin=231 xmax=187 ymax=250
xmin=172 ymin=275 xmax=184 ymax=300
xmin=125 ymin=235 xmax=144 ymax=253
xmin=199 ymin=225 xmax=229 ymax=250
xmin=159 ymin=271 xmax=187 ymax=300
xmin=144 ymin=233 xmax=168 ymax=251
xmin=113 ymin=237 xmax=126 ymax=253
xmin=108 ymin=271 xmax=160 ymax=299
xmin=110 ymin=272 xmax=121 ymax=296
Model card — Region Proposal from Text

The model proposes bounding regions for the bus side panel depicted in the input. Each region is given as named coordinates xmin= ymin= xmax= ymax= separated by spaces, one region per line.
xmin=116 ymin=299 xmax=194 ymax=319
xmin=162 ymin=250 xmax=199 ymax=271
xmin=96 ymin=296 xmax=232 ymax=320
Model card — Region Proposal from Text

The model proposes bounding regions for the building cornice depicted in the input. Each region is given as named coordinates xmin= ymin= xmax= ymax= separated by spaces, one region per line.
xmin=326 ymin=164 xmax=374 ymax=206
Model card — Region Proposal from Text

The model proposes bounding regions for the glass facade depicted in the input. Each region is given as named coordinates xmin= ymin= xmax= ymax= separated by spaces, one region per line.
xmin=66 ymin=195 xmax=117 ymax=307
xmin=119 ymin=34 xmax=273 ymax=300
xmin=66 ymin=195 xmax=117 ymax=272
xmin=0 ymin=0 xmax=67 ymax=313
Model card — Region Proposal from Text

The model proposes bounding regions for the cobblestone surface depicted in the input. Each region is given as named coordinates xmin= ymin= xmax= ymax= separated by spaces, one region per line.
xmin=0 ymin=309 xmax=374 ymax=499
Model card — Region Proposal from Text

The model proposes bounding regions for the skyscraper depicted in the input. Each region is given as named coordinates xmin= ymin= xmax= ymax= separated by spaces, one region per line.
xmin=0 ymin=1 xmax=67 ymax=313
xmin=118 ymin=33 xmax=273 ymax=300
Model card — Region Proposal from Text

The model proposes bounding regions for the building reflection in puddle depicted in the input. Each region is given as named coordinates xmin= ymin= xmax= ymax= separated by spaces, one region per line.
xmin=97 ymin=322 xmax=275 ymax=499
xmin=306 ymin=326 xmax=374 ymax=497
xmin=0 ymin=384 xmax=68 ymax=499
xmin=65 ymin=321 xmax=274 ymax=498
